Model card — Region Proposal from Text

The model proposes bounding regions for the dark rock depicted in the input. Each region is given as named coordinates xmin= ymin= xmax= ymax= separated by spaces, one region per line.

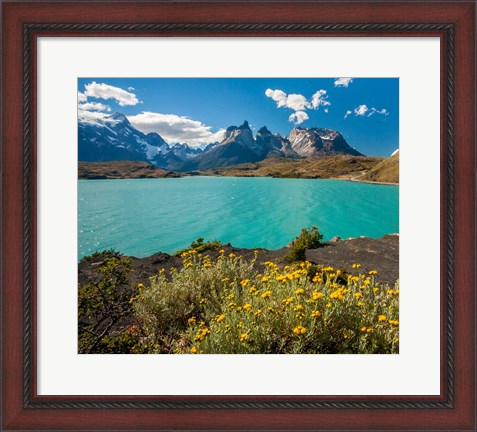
xmin=306 ymin=234 xmax=399 ymax=286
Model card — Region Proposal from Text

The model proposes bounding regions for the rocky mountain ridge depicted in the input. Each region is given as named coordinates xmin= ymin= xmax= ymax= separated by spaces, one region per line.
xmin=79 ymin=112 xmax=365 ymax=171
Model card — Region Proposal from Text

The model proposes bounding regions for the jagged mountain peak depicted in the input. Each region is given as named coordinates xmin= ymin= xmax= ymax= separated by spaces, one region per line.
xmin=79 ymin=114 xmax=365 ymax=172
xmin=109 ymin=112 xmax=129 ymax=123
xmin=289 ymin=126 xmax=362 ymax=157
xmin=257 ymin=126 xmax=272 ymax=135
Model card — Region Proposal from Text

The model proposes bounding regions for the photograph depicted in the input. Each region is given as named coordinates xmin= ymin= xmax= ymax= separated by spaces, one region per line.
xmin=77 ymin=77 xmax=400 ymax=354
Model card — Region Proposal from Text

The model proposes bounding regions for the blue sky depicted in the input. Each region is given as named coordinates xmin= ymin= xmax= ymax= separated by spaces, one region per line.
xmin=78 ymin=78 xmax=398 ymax=156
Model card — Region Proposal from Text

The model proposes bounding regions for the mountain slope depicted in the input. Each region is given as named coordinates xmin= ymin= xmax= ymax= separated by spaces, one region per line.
xmin=193 ymin=155 xmax=385 ymax=180
xmin=78 ymin=113 xmax=366 ymax=172
xmin=181 ymin=121 xmax=262 ymax=170
xmin=78 ymin=112 xmax=171 ymax=165
xmin=360 ymin=151 xmax=399 ymax=183
xmin=289 ymin=127 xmax=363 ymax=157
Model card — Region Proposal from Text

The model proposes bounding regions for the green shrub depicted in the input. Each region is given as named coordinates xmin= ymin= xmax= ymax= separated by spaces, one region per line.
xmin=286 ymin=226 xmax=323 ymax=262
xmin=78 ymin=256 xmax=138 ymax=353
xmin=133 ymin=251 xmax=399 ymax=354
xmin=173 ymin=238 xmax=222 ymax=256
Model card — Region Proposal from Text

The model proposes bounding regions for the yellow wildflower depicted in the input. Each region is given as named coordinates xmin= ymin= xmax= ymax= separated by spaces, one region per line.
xmin=295 ymin=288 xmax=305 ymax=296
xmin=311 ymin=310 xmax=321 ymax=318
xmin=243 ymin=303 xmax=252 ymax=312
xmin=188 ymin=317 xmax=197 ymax=325
xmin=378 ymin=315 xmax=387 ymax=322
xmin=190 ymin=346 xmax=198 ymax=354
xmin=240 ymin=279 xmax=250 ymax=287
xmin=293 ymin=325 xmax=307 ymax=335
xmin=216 ymin=314 xmax=225 ymax=323
xmin=369 ymin=270 xmax=378 ymax=275
xmin=312 ymin=291 xmax=324 ymax=300
xmin=261 ymin=290 xmax=272 ymax=299
xmin=240 ymin=333 xmax=249 ymax=342
xmin=229 ymin=253 xmax=235 ymax=258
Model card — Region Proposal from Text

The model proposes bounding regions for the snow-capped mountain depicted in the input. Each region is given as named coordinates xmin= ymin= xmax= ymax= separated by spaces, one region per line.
xmin=78 ymin=112 xmax=209 ymax=169
xmin=288 ymin=127 xmax=363 ymax=157
xmin=78 ymin=112 xmax=170 ymax=164
xmin=78 ymin=113 xmax=364 ymax=171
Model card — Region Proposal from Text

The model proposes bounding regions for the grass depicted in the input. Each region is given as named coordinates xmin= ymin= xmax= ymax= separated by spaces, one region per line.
xmin=133 ymin=250 xmax=399 ymax=354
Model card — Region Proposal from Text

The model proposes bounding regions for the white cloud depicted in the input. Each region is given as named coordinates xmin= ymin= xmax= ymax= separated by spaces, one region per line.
xmin=78 ymin=102 xmax=111 ymax=112
xmin=265 ymin=89 xmax=310 ymax=111
xmin=265 ymin=89 xmax=287 ymax=107
xmin=334 ymin=78 xmax=353 ymax=87
xmin=285 ymin=94 xmax=311 ymax=111
xmin=288 ymin=111 xmax=309 ymax=125
xmin=127 ymin=111 xmax=225 ymax=147
xmin=367 ymin=107 xmax=389 ymax=117
xmin=83 ymin=81 xmax=140 ymax=106
xmin=310 ymin=90 xmax=331 ymax=110
xmin=344 ymin=104 xmax=389 ymax=119
xmin=77 ymin=109 xmax=111 ymax=125
xmin=324 ymin=108 xmax=329 ymax=113
xmin=265 ymin=87 xmax=331 ymax=115
xmin=354 ymin=104 xmax=369 ymax=116
xmin=78 ymin=92 xmax=87 ymax=102
xmin=127 ymin=86 xmax=135 ymax=91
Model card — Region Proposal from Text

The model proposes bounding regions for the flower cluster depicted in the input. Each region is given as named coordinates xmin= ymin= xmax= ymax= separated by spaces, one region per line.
xmin=133 ymin=252 xmax=399 ymax=354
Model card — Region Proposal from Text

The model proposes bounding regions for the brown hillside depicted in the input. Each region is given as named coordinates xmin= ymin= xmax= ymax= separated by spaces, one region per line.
xmin=360 ymin=152 xmax=399 ymax=184
xmin=193 ymin=155 xmax=384 ymax=180
xmin=78 ymin=161 xmax=181 ymax=179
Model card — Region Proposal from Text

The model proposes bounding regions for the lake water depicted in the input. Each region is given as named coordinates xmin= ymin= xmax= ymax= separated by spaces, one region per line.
xmin=78 ymin=177 xmax=399 ymax=259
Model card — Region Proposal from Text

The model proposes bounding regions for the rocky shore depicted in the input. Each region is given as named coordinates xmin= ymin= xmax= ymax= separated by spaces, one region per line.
xmin=79 ymin=234 xmax=399 ymax=288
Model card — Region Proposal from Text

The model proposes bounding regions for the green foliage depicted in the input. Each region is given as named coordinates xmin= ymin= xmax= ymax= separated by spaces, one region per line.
xmin=133 ymin=251 xmax=399 ymax=354
xmin=173 ymin=238 xmax=222 ymax=256
xmin=79 ymin=249 xmax=122 ymax=264
xmin=94 ymin=331 xmax=148 ymax=354
xmin=286 ymin=226 xmax=324 ymax=262
xmin=78 ymin=257 xmax=137 ymax=353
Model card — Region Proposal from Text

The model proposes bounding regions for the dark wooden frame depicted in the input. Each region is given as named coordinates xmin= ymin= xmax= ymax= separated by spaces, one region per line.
xmin=2 ymin=1 xmax=475 ymax=430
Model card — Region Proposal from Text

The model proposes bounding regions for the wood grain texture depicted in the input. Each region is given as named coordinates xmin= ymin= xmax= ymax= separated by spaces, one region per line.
xmin=2 ymin=1 xmax=475 ymax=430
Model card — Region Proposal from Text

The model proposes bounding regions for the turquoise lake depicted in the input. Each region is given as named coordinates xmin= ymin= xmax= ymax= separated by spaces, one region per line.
xmin=78 ymin=177 xmax=399 ymax=259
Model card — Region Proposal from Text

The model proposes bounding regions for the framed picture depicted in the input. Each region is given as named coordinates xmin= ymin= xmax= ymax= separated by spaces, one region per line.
xmin=2 ymin=1 xmax=475 ymax=430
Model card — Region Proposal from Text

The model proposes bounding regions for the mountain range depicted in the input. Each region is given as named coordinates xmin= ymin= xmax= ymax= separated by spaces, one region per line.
xmin=78 ymin=112 xmax=364 ymax=172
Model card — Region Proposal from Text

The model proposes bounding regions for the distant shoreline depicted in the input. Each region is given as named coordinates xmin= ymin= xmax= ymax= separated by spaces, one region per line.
xmin=78 ymin=156 xmax=399 ymax=184
xmin=79 ymin=172 xmax=398 ymax=186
